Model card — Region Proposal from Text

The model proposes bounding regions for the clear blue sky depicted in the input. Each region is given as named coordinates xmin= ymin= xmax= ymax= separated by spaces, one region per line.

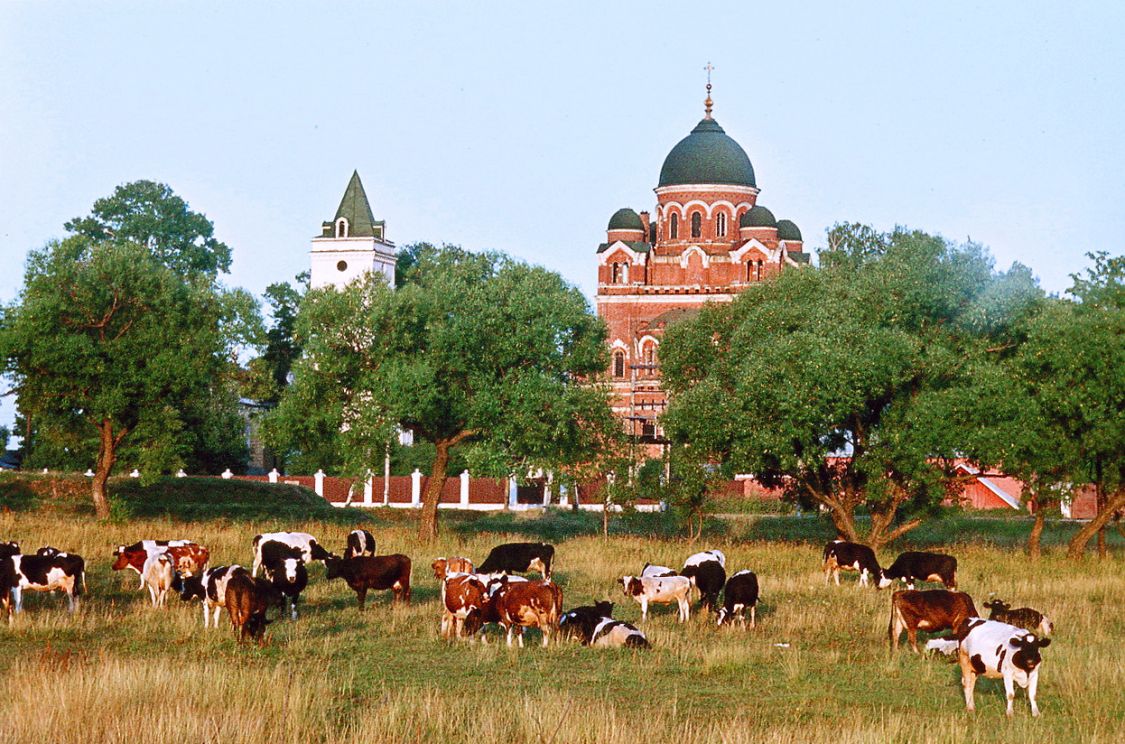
xmin=1 ymin=2 xmax=1123 ymax=439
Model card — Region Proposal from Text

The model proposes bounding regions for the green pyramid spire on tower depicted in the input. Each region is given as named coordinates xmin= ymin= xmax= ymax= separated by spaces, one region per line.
xmin=324 ymin=170 xmax=385 ymax=239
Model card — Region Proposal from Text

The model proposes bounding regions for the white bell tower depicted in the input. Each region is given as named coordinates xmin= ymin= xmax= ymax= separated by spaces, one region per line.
xmin=310 ymin=170 xmax=396 ymax=290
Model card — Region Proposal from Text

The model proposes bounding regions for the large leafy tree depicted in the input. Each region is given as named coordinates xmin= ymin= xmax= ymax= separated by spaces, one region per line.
xmin=0 ymin=182 xmax=258 ymax=517
xmin=267 ymin=244 xmax=618 ymax=540
xmin=661 ymin=225 xmax=1042 ymax=548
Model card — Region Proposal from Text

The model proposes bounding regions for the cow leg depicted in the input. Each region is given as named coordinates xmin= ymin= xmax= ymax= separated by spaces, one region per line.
xmin=959 ymin=653 xmax=977 ymax=712
xmin=640 ymin=598 xmax=648 ymax=623
xmin=833 ymin=568 xmax=840 ymax=586
xmin=506 ymin=625 xmax=514 ymax=647
xmin=1027 ymin=668 xmax=1040 ymax=717
xmin=202 ymin=602 xmax=210 ymax=628
xmin=749 ymin=606 xmax=756 ymax=629
xmin=13 ymin=586 xmax=22 ymax=613
xmin=541 ymin=626 xmax=549 ymax=648
xmin=357 ymin=588 xmax=367 ymax=610
xmin=517 ymin=628 xmax=525 ymax=648
xmin=1003 ymin=673 xmax=1016 ymax=718
xmin=907 ymin=626 xmax=919 ymax=654
xmin=290 ymin=595 xmax=298 ymax=621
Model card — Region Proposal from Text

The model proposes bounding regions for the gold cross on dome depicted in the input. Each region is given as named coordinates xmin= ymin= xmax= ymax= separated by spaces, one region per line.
xmin=704 ymin=62 xmax=715 ymax=118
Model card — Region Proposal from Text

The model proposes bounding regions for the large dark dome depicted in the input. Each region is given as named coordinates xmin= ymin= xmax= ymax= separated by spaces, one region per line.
xmin=658 ymin=118 xmax=756 ymax=188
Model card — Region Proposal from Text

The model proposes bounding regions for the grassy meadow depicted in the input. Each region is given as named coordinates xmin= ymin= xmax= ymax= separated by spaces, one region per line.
xmin=0 ymin=476 xmax=1122 ymax=743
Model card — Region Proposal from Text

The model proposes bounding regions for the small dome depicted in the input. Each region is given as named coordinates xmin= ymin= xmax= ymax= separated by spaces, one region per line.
xmin=608 ymin=208 xmax=644 ymax=231
xmin=777 ymin=219 xmax=802 ymax=241
xmin=740 ymin=205 xmax=776 ymax=228
xmin=658 ymin=118 xmax=756 ymax=188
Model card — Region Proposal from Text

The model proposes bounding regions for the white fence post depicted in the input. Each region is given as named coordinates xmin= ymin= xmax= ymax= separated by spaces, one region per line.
xmin=314 ymin=469 xmax=325 ymax=497
xmin=129 ymin=469 xmax=140 ymax=478
xmin=268 ymin=468 xmax=279 ymax=484
xmin=221 ymin=468 xmax=233 ymax=480
xmin=411 ymin=469 xmax=422 ymax=507
xmin=364 ymin=475 xmax=373 ymax=506
xmin=558 ymin=482 xmax=569 ymax=507
xmin=176 ymin=469 xmax=187 ymax=478
xmin=460 ymin=470 xmax=471 ymax=507
xmin=508 ymin=477 xmax=519 ymax=509
xmin=542 ymin=472 xmax=553 ymax=507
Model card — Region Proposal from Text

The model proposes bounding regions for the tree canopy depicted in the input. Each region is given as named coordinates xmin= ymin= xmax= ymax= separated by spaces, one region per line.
xmin=660 ymin=225 xmax=1043 ymax=547
xmin=267 ymin=243 xmax=620 ymax=539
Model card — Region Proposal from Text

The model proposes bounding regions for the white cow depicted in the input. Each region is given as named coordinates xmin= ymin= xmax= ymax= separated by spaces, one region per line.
xmin=958 ymin=618 xmax=1052 ymax=717
xmin=619 ymin=575 xmax=693 ymax=622
xmin=141 ymin=553 xmax=175 ymax=608
xmin=683 ymin=550 xmax=726 ymax=569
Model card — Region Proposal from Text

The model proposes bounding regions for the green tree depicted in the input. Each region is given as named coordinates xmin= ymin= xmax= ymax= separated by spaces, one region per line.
xmin=268 ymin=244 xmax=617 ymax=540
xmin=661 ymin=225 xmax=1042 ymax=548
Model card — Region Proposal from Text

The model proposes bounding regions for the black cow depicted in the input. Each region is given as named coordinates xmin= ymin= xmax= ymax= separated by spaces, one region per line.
xmin=477 ymin=542 xmax=554 ymax=579
xmin=560 ymin=600 xmax=615 ymax=644
xmin=344 ymin=529 xmax=377 ymax=559
xmin=681 ymin=552 xmax=726 ymax=611
xmin=260 ymin=543 xmax=308 ymax=620
xmin=884 ymin=551 xmax=958 ymax=589
xmin=325 ymin=554 xmax=411 ymax=609
xmin=823 ymin=540 xmax=891 ymax=589
xmin=717 ymin=570 xmax=760 ymax=628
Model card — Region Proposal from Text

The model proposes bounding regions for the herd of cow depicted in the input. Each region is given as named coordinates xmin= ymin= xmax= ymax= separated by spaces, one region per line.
xmin=0 ymin=530 xmax=1055 ymax=717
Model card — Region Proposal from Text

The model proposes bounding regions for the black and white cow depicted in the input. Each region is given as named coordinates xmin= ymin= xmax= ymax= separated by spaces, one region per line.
xmin=251 ymin=532 xmax=332 ymax=577
xmin=681 ymin=550 xmax=726 ymax=611
xmin=560 ymin=600 xmax=615 ymax=644
xmin=34 ymin=548 xmax=88 ymax=595
xmin=619 ymin=575 xmax=692 ymax=622
xmin=4 ymin=551 xmax=85 ymax=616
xmin=716 ymin=570 xmax=759 ymax=628
xmin=477 ymin=542 xmax=554 ymax=579
xmin=641 ymin=563 xmax=677 ymax=578
xmin=884 ymin=551 xmax=958 ymax=590
xmin=0 ymin=541 xmax=20 ymax=558
xmin=177 ymin=564 xmax=251 ymax=628
xmin=259 ymin=542 xmax=308 ymax=620
xmin=590 ymin=617 xmax=649 ymax=648
xmin=957 ymin=618 xmax=1051 ymax=717
xmin=344 ymin=529 xmax=377 ymax=559
xmin=822 ymin=540 xmax=891 ymax=589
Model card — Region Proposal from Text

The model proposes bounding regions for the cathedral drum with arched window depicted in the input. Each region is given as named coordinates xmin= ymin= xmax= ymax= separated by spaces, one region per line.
xmin=594 ymin=84 xmax=809 ymax=450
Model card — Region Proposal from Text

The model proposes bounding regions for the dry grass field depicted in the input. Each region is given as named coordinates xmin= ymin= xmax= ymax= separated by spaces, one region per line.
xmin=0 ymin=477 xmax=1122 ymax=744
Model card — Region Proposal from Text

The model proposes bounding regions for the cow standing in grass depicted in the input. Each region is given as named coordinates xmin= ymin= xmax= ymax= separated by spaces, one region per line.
xmin=325 ymin=554 xmax=411 ymax=609
xmin=823 ymin=540 xmax=891 ymax=589
xmin=957 ymin=618 xmax=1051 ymax=717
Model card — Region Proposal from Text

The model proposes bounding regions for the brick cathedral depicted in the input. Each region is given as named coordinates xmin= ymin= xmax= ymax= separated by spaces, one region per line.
xmin=596 ymin=90 xmax=808 ymax=447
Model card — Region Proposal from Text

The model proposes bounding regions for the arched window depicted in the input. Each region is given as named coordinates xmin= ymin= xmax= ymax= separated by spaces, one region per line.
xmin=691 ymin=212 xmax=702 ymax=238
xmin=746 ymin=260 xmax=752 ymax=282
xmin=756 ymin=260 xmax=763 ymax=281
xmin=612 ymin=351 xmax=625 ymax=378
xmin=669 ymin=213 xmax=678 ymax=239
xmin=621 ymin=263 xmax=629 ymax=284
xmin=643 ymin=342 xmax=656 ymax=366
xmin=610 ymin=264 xmax=619 ymax=283
xmin=336 ymin=218 xmax=349 ymax=238
xmin=716 ymin=212 xmax=727 ymax=237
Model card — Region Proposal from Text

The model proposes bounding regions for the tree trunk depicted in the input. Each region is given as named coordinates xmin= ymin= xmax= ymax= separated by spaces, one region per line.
xmin=417 ymin=440 xmax=452 ymax=542
xmin=825 ymin=500 xmax=859 ymax=543
xmin=1067 ymin=487 xmax=1125 ymax=559
xmin=91 ymin=419 xmax=118 ymax=519
xmin=1096 ymin=486 xmax=1108 ymax=559
xmin=1027 ymin=500 xmax=1046 ymax=560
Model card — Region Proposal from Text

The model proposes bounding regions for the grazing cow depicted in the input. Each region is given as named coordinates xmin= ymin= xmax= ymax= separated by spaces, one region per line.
xmin=177 ymin=565 xmax=250 ymax=628
xmin=6 ymin=551 xmax=85 ymax=615
xmin=259 ymin=543 xmax=308 ymax=620
xmin=477 ymin=542 xmax=554 ymax=579
xmin=619 ymin=575 xmax=692 ymax=623
xmin=983 ymin=599 xmax=1053 ymax=636
xmin=112 ymin=540 xmax=208 ymax=587
xmin=224 ymin=573 xmax=282 ymax=644
xmin=884 ymin=551 xmax=958 ymax=590
xmin=141 ymin=553 xmax=175 ymax=608
xmin=716 ymin=570 xmax=760 ymax=628
xmin=560 ymin=600 xmax=616 ymax=644
xmin=889 ymin=589 xmax=979 ymax=653
xmin=493 ymin=579 xmax=563 ymax=647
xmin=641 ymin=563 xmax=677 ymax=578
xmin=324 ymin=554 xmax=411 ymax=609
xmin=431 ymin=556 xmax=476 ymax=582
xmin=683 ymin=549 xmax=726 ymax=569
xmin=441 ymin=573 xmax=489 ymax=639
xmin=958 ymin=618 xmax=1051 ymax=717
xmin=0 ymin=557 xmax=15 ymax=625
xmin=34 ymin=547 xmax=88 ymax=595
xmin=680 ymin=553 xmax=726 ymax=611
xmin=344 ymin=529 xmax=377 ymax=559
xmin=823 ymin=540 xmax=891 ymax=589
xmin=590 ymin=617 xmax=649 ymax=649
xmin=251 ymin=532 xmax=332 ymax=577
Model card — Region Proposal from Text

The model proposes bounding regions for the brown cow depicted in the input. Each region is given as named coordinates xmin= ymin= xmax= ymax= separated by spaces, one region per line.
xmin=494 ymin=579 xmax=563 ymax=647
xmin=224 ymin=573 xmax=282 ymax=645
xmin=431 ymin=556 xmax=475 ymax=581
xmin=325 ymin=554 xmax=411 ymax=609
xmin=889 ymin=589 xmax=979 ymax=653
xmin=441 ymin=573 xmax=488 ymax=639
xmin=112 ymin=540 xmax=209 ymax=587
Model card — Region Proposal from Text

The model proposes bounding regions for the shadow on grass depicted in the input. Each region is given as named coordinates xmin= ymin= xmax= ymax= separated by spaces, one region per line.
xmin=0 ymin=478 xmax=39 ymax=512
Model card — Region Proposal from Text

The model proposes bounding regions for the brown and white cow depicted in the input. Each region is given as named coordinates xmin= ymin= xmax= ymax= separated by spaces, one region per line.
xmin=889 ymin=589 xmax=979 ymax=653
xmin=619 ymin=575 xmax=692 ymax=623
xmin=493 ymin=579 xmax=563 ymax=647
xmin=141 ymin=553 xmax=176 ymax=608
xmin=432 ymin=556 xmax=476 ymax=582
xmin=440 ymin=573 xmax=489 ymax=640
xmin=112 ymin=540 xmax=208 ymax=587
xmin=224 ymin=573 xmax=282 ymax=645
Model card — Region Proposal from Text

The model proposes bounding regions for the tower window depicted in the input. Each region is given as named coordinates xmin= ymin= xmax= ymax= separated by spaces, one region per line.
xmin=336 ymin=218 xmax=349 ymax=238
xmin=612 ymin=351 xmax=625 ymax=378
xmin=643 ymin=342 xmax=656 ymax=366
xmin=670 ymin=213 xmax=678 ymax=239
xmin=337 ymin=260 xmax=348 ymax=272
xmin=716 ymin=212 xmax=727 ymax=237
xmin=621 ymin=263 xmax=629 ymax=284
xmin=691 ymin=212 xmax=702 ymax=238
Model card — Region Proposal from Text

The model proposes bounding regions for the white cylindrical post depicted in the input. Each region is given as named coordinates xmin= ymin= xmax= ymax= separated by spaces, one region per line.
xmin=508 ymin=477 xmax=519 ymax=509
xmin=363 ymin=475 xmax=373 ymax=506
xmin=314 ymin=469 xmax=325 ymax=497
xmin=175 ymin=469 xmax=187 ymax=478
xmin=129 ymin=469 xmax=140 ymax=478
xmin=558 ymin=482 xmax=569 ymax=507
xmin=460 ymin=470 xmax=470 ymax=507
xmin=411 ymin=468 xmax=422 ymax=507
xmin=221 ymin=468 xmax=233 ymax=480
xmin=84 ymin=469 xmax=95 ymax=478
xmin=268 ymin=468 xmax=279 ymax=484
xmin=543 ymin=473 xmax=552 ymax=507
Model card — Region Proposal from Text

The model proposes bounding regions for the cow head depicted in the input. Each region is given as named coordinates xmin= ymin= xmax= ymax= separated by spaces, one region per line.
xmin=432 ymin=558 xmax=449 ymax=580
xmin=176 ymin=573 xmax=205 ymax=601
xmin=323 ymin=556 xmax=343 ymax=580
xmin=619 ymin=577 xmax=642 ymax=597
xmin=876 ymin=571 xmax=893 ymax=590
xmin=1010 ymin=634 xmax=1051 ymax=672
xmin=594 ymin=600 xmax=614 ymax=616
xmin=308 ymin=541 xmax=332 ymax=562
xmin=984 ymin=599 xmax=1009 ymax=617
xmin=111 ymin=546 xmax=131 ymax=570
xmin=0 ymin=541 xmax=20 ymax=558
xmin=35 ymin=546 xmax=60 ymax=557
